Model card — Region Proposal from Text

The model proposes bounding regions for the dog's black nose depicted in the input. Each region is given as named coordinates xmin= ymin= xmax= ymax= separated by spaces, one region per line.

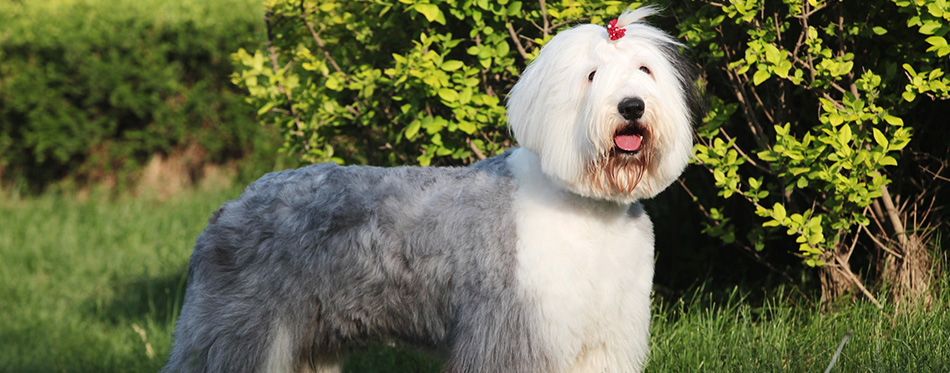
xmin=618 ymin=98 xmax=645 ymax=120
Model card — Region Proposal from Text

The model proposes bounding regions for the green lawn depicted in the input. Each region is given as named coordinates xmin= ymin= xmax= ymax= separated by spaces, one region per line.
xmin=1 ymin=188 xmax=947 ymax=372
xmin=649 ymin=284 xmax=950 ymax=372
xmin=0 ymin=188 xmax=237 ymax=372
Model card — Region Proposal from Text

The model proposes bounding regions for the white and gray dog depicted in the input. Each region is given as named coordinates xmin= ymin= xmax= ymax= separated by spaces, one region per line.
xmin=165 ymin=6 xmax=695 ymax=373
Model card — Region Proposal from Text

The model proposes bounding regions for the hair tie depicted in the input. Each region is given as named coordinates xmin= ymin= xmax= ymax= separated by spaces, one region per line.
xmin=607 ymin=19 xmax=625 ymax=41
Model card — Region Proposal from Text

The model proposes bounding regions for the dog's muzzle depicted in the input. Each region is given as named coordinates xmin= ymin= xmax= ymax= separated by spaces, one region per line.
xmin=614 ymin=98 xmax=645 ymax=153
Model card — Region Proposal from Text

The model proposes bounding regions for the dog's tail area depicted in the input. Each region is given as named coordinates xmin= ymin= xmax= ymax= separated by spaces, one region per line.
xmin=162 ymin=256 xmax=341 ymax=372
xmin=161 ymin=242 xmax=291 ymax=372
xmin=162 ymin=302 xmax=302 ymax=372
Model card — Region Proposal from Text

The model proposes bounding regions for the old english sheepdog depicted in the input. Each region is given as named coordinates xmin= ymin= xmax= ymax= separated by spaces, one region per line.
xmin=164 ymin=6 xmax=696 ymax=373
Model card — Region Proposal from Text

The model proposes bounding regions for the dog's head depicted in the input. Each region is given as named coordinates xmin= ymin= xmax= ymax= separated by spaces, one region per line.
xmin=507 ymin=7 xmax=696 ymax=203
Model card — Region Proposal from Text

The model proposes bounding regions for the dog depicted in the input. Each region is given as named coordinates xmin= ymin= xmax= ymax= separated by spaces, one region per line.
xmin=164 ymin=6 xmax=696 ymax=372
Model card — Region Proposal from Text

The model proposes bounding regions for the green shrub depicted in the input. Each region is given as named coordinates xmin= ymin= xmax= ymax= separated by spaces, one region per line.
xmin=673 ymin=0 xmax=946 ymax=301
xmin=232 ymin=0 xmax=636 ymax=166
xmin=0 ymin=0 xmax=272 ymax=192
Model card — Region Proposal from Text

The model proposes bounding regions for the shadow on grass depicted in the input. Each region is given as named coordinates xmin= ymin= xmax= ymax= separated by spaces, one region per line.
xmin=87 ymin=268 xmax=443 ymax=372
xmin=343 ymin=343 xmax=444 ymax=373
xmin=87 ymin=267 xmax=189 ymax=327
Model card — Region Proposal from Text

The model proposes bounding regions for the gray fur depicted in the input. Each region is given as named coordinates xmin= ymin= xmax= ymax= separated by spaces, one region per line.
xmin=164 ymin=152 xmax=550 ymax=372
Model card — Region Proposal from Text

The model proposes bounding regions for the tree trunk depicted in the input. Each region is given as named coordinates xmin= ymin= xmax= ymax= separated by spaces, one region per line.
xmin=885 ymin=233 xmax=936 ymax=305
xmin=876 ymin=186 xmax=938 ymax=305
xmin=821 ymin=249 xmax=884 ymax=308
xmin=819 ymin=264 xmax=852 ymax=305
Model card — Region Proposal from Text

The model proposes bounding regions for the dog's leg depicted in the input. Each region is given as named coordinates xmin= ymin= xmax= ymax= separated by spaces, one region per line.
xmin=441 ymin=297 xmax=555 ymax=373
xmin=262 ymin=322 xmax=296 ymax=372
xmin=569 ymin=342 xmax=649 ymax=373
xmin=300 ymin=359 xmax=342 ymax=373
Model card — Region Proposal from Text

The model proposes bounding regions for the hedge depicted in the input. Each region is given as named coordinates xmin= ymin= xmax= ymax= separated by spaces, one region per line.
xmin=0 ymin=0 xmax=272 ymax=192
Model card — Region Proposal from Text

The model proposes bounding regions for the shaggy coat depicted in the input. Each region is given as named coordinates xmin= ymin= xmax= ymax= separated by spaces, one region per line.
xmin=165 ymin=6 xmax=694 ymax=372
xmin=163 ymin=150 xmax=656 ymax=372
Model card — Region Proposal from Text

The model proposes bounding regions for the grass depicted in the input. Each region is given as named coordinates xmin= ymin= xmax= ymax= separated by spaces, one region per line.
xmin=0 ymin=187 xmax=947 ymax=372
xmin=649 ymin=284 xmax=950 ymax=372
xmin=0 ymin=187 xmax=239 ymax=372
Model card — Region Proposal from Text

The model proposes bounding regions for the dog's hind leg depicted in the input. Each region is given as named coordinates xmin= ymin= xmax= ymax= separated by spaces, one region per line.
xmin=299 ymin=357 xmax=343 ymax=373
xmin=165 ymin=290 xmax=299 ymax=372
xmin=263 ymin=321 xmax=342 ymax=373
xmin=262 ymin=322 xmax=296 ymax=372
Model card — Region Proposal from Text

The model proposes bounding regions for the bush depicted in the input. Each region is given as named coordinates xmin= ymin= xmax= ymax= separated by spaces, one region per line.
xmin=674 ymin=0 xmax=947 ymax=302
xmin=232 ymin=0 xmax=635 ymax=166
xmin=0 ymin=0 xmax=273 ymax=192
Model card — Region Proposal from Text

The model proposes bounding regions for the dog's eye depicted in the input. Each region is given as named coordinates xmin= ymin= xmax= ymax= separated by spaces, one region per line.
xmin=588 ymin=71 xmax=596 ymax=81
xmin=639 ymin=66 xmax=652 ymax=75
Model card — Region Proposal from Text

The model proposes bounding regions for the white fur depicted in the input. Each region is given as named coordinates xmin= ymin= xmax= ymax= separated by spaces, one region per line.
xmin=263 ymin=322 xmax=296 ymax=372
xmin=506 ymin=7 xmax=693 ymax=203
xmin=508 ymin=149 xmax=655 ymax=372
xmin=265 ymin=322 xmax=341 ymax=373
xmin=502 ymin=7 xmax=694 ymax=371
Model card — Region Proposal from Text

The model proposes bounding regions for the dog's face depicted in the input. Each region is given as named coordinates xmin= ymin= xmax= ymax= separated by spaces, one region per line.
xmin=507 ymin=7 xmax=695 ymax=203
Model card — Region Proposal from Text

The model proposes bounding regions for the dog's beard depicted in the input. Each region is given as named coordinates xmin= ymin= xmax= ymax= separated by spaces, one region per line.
xmin=584 ymin=123 xmax=656 ymax=197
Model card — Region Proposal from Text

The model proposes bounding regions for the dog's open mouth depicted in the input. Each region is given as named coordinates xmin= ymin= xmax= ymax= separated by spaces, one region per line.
xmin=613 ymin=122 xmax=644 ymax=153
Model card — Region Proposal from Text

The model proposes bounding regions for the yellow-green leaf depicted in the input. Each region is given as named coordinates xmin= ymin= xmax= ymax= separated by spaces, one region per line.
xmin=879 ymin=156 xmax=898 ymax=166
xmin=458 ymin=121 xmax=476 ymax=134
xmin=773 ymin=202 xmax=786 ymax=221
xmin=405 ymin=121 xmax=421 ymax=140
xmin=438 ymin=88 xmax=459 ymax=102
xmin=872 ymin=128 xmax=889 ymax=148
xmin=882 ymin=115 xmax=904 ymax=126
xmin=920 ymin=20 xmax=941 ymax=35
xmin=903 ymin=90 xmax=916 ymax=102
xmin=753 ymin=69 xmax=771 ymax=85
xmin=413 ymin=4 xmax=444 ymax=24
xmin=926 ymin=36 xmax=948 ymax=47
xmin=257 ymin=102 xmax=275 ymax=116
xmin=839 ymin=124 xmax=852 ymax=144
xmin=442 ymin=60 xmax=464 ymax=71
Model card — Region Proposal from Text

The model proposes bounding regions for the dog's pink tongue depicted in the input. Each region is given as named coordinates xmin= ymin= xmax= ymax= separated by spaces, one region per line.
xmin=614 ymin=134 xmax=642 ymax=152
